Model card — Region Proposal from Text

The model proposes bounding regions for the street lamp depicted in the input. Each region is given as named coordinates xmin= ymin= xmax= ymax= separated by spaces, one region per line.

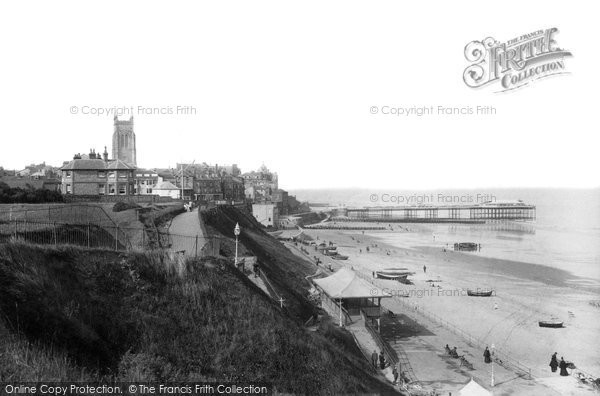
xmin=234 ymin=222 xmax=240 ymax=267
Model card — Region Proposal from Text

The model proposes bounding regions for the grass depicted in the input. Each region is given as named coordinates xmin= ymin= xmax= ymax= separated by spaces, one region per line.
xmin=0 ymin=242 xmax=397 ymax=394
xmin=201 ymin=206 xmax=321 ymax=321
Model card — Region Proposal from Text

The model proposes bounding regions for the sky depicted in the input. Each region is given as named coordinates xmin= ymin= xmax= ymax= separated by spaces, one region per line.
xmin=0 ymin=1 xmax=598 ymax=190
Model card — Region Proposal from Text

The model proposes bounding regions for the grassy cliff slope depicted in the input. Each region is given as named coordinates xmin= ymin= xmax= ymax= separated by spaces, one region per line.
xmin=0 ymin=242 xmax=397 ymax=394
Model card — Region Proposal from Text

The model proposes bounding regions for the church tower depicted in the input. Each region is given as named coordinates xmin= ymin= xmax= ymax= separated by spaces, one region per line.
xmin=112 ymin=116 xmax=136 ymax=165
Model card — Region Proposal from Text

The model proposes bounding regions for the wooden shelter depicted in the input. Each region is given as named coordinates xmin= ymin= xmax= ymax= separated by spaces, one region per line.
xmin=313 ymin=268 xmax=391 ymax=328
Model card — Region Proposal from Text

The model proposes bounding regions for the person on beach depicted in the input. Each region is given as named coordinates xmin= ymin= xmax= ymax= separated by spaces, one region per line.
xmin=379 ymin=351 xmax=386 ymax=369
xmin=392 ymin=365 xmax=398 ymax=384
xmin=445 ymin=344 xmax=451 ymax=355
xmin=484 ymin=347 xmax=491 ymax=363
xmin=559 ymin=357 xmax=569 ymax=376
xmin=423 ymin=265 xmax=427 ymax=273
xmin=371 ymin=350 xmax=378 ymax=369
xmin=549 ymin=352 xmax=558 ymax=373
xmin=451 ymin=347 xmax=458 ymax=358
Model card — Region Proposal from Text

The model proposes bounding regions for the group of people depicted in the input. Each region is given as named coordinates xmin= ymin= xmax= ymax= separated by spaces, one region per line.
xmin=549 ymin=352 xmax=571 ymax=376
xmin=371 ymin=350 xmax=406 ymax=386
xmin=371 ymin=350 xmax=387 ymax=370
xmin=445 ymin=344 xmax=459 ymax=358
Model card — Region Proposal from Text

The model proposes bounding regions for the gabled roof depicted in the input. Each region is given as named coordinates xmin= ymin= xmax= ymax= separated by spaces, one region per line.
xmin=459 ymin=379 xmax=492 ymax=396
xmin=60 ymin=159 xmax=136 ymax=171
xmin=313 ymin=268 xmax=391 ymax=299
xmin=105 ymin=159 xmax=136 ymax=170
xmin=153 ymin=181 xmax=179 ymax=190
xmin=61 ymin=159 xmax=107 ymax=170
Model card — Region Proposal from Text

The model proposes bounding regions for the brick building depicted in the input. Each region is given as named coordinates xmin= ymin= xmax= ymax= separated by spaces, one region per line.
xmin=60 ymin=149 xmax=136 ymax=196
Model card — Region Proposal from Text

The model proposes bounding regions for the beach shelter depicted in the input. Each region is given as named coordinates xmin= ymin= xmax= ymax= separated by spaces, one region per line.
xmin=459 ymin=379 xmax=492 ymax=396
xmin=312 ymin=268 xmax=391 ymax=327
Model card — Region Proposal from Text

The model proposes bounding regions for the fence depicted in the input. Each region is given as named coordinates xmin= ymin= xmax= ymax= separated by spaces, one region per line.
xmin=353 ymin=270 xmax=534 ymax=380
xmin=0 ymin=204 xmax=118 ymax=226
xmin=363 ymin=310 xmax=398 ymax=367
xmin=0 ymin=219 xmax=223 ymax=258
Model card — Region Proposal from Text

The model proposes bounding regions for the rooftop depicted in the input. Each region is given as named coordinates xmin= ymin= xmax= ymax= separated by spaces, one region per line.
xmin=313 ymin=268 xmax=391 ymax=299
xmin=60 ymin=158 xmax=136 ymax=171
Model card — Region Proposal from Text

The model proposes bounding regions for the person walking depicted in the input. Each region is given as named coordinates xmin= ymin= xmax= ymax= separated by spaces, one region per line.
xmin=379 ymin=351 xmax=386 ymax=369
xmin=392 ymin=365 xmax=398 ymax=384
xmin=484 ymin=347 xmax=491 ymax=363
xmin=559 ymin=357 xmax=569 ymax=376
xmin=371 ymin=350 xmax=378 ymax=369
xmin=549 ymin=352 xmax=558 ymax=373
xmin=423 ymin=265 xmax=427 ymax=274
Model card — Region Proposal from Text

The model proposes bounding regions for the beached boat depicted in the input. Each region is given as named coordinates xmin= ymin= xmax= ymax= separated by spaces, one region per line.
xmin=466 ymin=289 xmax=494 ymax=297
xmin=376 ymin=272 xmax=409 ymax=280
xmin=454 ymin=242 xmax=479 ymax=252
xmin=331 ymin=254 xmax=348 ymax=260
xmin=538 ymin=320 xmax=564 ymax=328
xmin=375 ymin=269 xmax=415 ymax=280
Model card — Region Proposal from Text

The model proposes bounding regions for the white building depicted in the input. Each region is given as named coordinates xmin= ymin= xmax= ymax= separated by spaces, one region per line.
xmin=153 ymin=180 xmax=181 ymax=199
xmin=252 ymin=203 xmax=279 ymax=227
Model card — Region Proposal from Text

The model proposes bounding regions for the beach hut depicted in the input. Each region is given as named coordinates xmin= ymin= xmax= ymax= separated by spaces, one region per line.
xmin=459 ymin=379 xmax=492 ymax=396
xmin=312 ymin=268 xmax=391 ymax=328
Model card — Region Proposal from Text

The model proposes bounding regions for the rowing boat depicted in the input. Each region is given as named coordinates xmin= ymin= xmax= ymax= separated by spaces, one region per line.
xmin=538 ymin=320 xmax=564 ymax=328
xmin=466 ymin=289 xmax=494 ymax=297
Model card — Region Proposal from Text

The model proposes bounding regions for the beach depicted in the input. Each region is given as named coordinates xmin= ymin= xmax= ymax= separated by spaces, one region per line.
xmin=296 ymin=222 xmax=600 ymax=394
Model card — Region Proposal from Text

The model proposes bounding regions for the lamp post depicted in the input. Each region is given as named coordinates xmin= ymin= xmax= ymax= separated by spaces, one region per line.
xmin=234 ymin=222 xmax=240 ymax=267
xmin=491 ymin=343 xmax=495 ymax=387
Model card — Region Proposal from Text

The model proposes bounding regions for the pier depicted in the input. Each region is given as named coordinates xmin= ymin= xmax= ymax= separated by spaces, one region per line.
xmin=340 ymin=202 xmax=536 ymax=223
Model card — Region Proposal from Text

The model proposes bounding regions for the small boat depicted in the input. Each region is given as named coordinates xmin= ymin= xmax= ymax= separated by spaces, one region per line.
xmin=375 ymin=269 xmax=415 ymax=280
xmin=331 ymin=254 xmax=348 ymax=260
xmin=454 ymin=242 xmax=479 ymax=252
xmin=466 ymin=289 xmax=494 ymax=297
xmin=376 ymin=272 xmax=409 ymax=280
xmin=538 ymin=320 xmax=564 ymax=328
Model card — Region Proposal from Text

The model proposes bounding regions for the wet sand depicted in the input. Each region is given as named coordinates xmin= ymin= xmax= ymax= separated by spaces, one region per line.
xmin=300 ymin=225 xmax=600 ymax=382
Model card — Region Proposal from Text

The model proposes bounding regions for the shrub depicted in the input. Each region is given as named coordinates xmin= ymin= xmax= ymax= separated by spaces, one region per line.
xmin=112 ymin=201 xmax=142 ymax=212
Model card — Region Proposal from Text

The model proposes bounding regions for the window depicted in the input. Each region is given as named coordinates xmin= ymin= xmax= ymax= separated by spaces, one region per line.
xmin=98 ymin=171 xmax=106 ymax=178
xmin=119 ymin=172 xmax=127 ymax=178
xmin=65 ymin=183 xmax=72 ymax=194
xmin=109 ymin=184 xmax=115 ymax=195
xmin=118 ymin=184 xmax=126 ymax=195
xmin=108 ymin=171 xmax=116 ymax=178
xmin=65 ymin=171 xmax=72 ymax=178
xmin=98 ymin=184 xmax=105 ymax=195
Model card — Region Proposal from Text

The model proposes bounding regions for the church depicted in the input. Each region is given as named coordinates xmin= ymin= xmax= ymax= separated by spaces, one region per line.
xmin=112 ymin=115 xmax=136 ymax=166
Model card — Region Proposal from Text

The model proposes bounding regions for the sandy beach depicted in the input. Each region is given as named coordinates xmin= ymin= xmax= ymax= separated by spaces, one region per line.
xmin=294 ymin=223 xmax=600 ymax=394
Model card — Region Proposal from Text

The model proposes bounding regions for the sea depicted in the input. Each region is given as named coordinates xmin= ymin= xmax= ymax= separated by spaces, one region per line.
xmin=292 ymin=188 xmax=600 ymax=286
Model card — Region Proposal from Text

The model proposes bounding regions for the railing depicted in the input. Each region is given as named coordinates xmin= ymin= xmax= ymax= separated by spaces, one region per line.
xmin=0 ymin=219 xmax=223 ymax=258
xmin=351 ymin=269 xmax=534 ymax=379
xmin=363 ymin=310 xmax=398 ymax=367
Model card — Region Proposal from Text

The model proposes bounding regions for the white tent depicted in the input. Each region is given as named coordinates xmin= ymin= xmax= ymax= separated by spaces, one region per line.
xmin=459 ymin=379 xmax=492 ymax=396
